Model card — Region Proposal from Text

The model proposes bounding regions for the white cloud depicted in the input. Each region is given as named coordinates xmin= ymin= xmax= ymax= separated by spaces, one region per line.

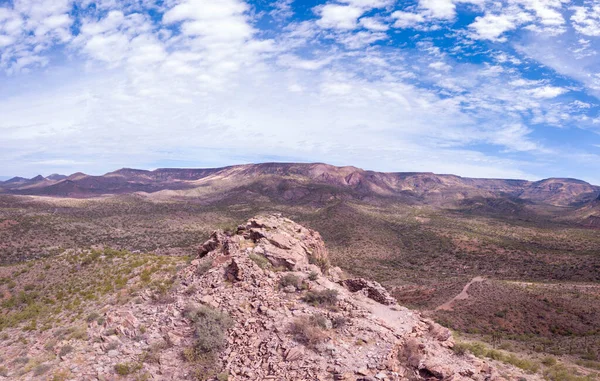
xmin=429 ymin=61 xmax=451 ymax=71
xmin=526 ymin=85 xmax=568 ymax=99
xmin=469 ymin=13 xmax=516 ymax=41
xmin=359 ymin=17 xmax=389 ymax=31
xmin=571 ymin=4 xmax=600 ymax=36
xmin=163 ymin=0 xmax=254 ymax=41
xmin=419 ymin=0 xmax=456 ymax=19
xmin=338 ymin=31 xmax=388 ymax=48
xmin=277 ymin=54 xmax=335 ymax=70
xmin=391 ymin=11 xmax=425 ymax=28
xmin=315 ymin=0 xmax=392 ymax=30
xmin=316 ymin=4 xmax=365 ymax=30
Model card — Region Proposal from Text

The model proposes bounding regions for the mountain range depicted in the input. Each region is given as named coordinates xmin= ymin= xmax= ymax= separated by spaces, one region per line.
xmin=2 ymin=163 xmax=599 ymax=225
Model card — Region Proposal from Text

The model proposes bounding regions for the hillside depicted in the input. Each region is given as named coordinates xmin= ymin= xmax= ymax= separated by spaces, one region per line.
xmin=0 ymin=215 xmax=563 ymax=380
xmin=1 ymin=164 xmax=600 ymax=378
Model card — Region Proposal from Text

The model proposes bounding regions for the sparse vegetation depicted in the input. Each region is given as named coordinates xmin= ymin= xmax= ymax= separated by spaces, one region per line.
xmin=302 ymin=289 xmax=338 ymax=307
xmin=453 ymin=341 xmax=540 ymax=373
xmin=196 ymin=259 xmax=213 ymax=275
xmin=279 ymin=273 xmax=302 ymax=290
xmin=33 ymin=363 xmax=51 ymax=376
xmin=249 ymin=253 xmax=271 ymax=270
xmin=59 ymin=345 xmax=74 ymax=357
xmin=544 ymin=363 xmax=597 ymax=381
xmin=289 ymin=316 xmax=327 ymax=348
xmin=182 ymin=304 xmax=233 ymax=379
xmin=114 ymin=362 xmax=141 ymax=376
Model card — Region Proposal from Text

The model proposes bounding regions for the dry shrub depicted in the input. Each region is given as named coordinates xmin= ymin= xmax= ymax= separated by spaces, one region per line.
xmin=279 ymin=274 xmax=302 ymax=290
xmin=289 ymin=316 xmax=326 ymax=348
xmin=185 ymin=305 xmax=232 ymax=354
xmin=401 ymin=338 xmax=422 ymax=368
xmin=302 ymin=289 xmax=338 ymax=307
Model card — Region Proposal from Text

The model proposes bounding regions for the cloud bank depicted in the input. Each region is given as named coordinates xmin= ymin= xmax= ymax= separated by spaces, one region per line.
xmin=0 ymin=0 xmax=599 ymax=183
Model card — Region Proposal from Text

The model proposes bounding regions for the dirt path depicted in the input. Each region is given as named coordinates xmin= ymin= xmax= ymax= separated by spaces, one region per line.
xmin=435 ymin=276 xmax=485 ymax=311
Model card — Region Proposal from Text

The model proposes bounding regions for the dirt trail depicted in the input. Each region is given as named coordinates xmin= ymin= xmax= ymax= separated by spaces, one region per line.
xmin=435 ymin=276 xmax=485 ymax=311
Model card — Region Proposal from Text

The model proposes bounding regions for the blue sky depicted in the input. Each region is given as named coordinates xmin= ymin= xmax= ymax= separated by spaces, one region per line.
xmin=0 ymin=0 xmax=600 ymax=183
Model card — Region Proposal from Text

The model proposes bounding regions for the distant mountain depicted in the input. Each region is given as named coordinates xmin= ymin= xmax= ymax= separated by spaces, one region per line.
xmin=1 ymin=163 xmax=598 ymax=213
xmin=4 ymin=176 xmax=29 ymax=184
xmin=46 ymin=173 xmax=67 ymax=181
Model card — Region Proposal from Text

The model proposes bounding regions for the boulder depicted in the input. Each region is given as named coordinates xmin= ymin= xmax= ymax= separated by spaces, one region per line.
xmin=340 ymin=278 xmax=397 ymax=305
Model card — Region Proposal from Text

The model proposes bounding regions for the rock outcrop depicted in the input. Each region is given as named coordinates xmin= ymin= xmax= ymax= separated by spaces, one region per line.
xmin=0 ymin=214 xmax=542 ymax=380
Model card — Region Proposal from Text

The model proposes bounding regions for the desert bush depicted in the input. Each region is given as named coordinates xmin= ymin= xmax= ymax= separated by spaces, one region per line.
xmin=332 ymin=315 xmax=347 ymax=329
xmin=51 ymin=369 xmax=71 ymax=381
xmin=289 ymin=316 xmax=326 ymax=348
xmin=59 ymin=345 xmax=73 ymax=357
xmin=185 ymin=305 xmax=233 ymax=354
xmin=249 ymin=254 xmax=271 ymax=270
xmin=308 ymin=271 xmax=319 ymax=281
xmin=452 ymin=342 xmax=469 ymax=356
xmin=141 ymin=341 xmax=168 ymax=364
xmin=184 ymin=285 xmax=198 ymax=295
xmin=308 ymin=256 xmax=330 ymax=273
xmin=309 ymin=313 xmax=330 ymax=329
xmin=302 ymin=289 xmax=338 ymax=307
xmin=13 ymin=356 xmax=29 ymax=365
xmin=68 ymin=326 xmax=87 ymax=340
xmin=544 ymin=364 xmax=596 ymax=381
xmin=33 ymin=363 xmax=51 ymax=376
xmin=454 ymin=341 xmax=486 ymax=357
xmin=576 ymin=359 xmax=600 ymax=371
xmin=453 ymin=341 xmax=539 ymax=373
xmin=44 ymin=339 xmax=57 ymax=351
xmin=279 ymin=274 xmax=302 ymax=290
xmin=503 ymin=354 xmax=539 ymax=373
xmin=114 ymin=362 xmax=141 ymax=376
xmin=542 ymin=356 xmax=558 ymax=366
xmin=86 ymin=312 xmax=101 ymax=323
xmin=196 ymin=259 xmax=213 ymax=275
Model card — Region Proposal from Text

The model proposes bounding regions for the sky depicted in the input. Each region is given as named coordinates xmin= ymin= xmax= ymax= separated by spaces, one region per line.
xmin=0 ymin=0 xmax=600 ymax=183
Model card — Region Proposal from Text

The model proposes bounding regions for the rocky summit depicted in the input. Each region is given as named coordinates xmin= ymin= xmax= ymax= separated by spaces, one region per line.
xmin=0 ymin=215 xmax=540 ymax=380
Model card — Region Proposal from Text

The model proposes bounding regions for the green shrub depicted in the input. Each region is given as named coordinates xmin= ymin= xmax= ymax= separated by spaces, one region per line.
xmin=249 ymin=254 xmax=271 ymax=270
xmin=114 ymin=362 xmax=140 ymax=376
xmin=308 ymin=271 xmax=319 ymax=281
xmin=452 ymin=342 xmax=469 ymax=356
xmin=544 ymin=364 xmax=596 ymax=381
xmin=542 ymin=356 xmax=558 ymax=366
xmin=454 ymin=341 xmax=539 ymax=373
